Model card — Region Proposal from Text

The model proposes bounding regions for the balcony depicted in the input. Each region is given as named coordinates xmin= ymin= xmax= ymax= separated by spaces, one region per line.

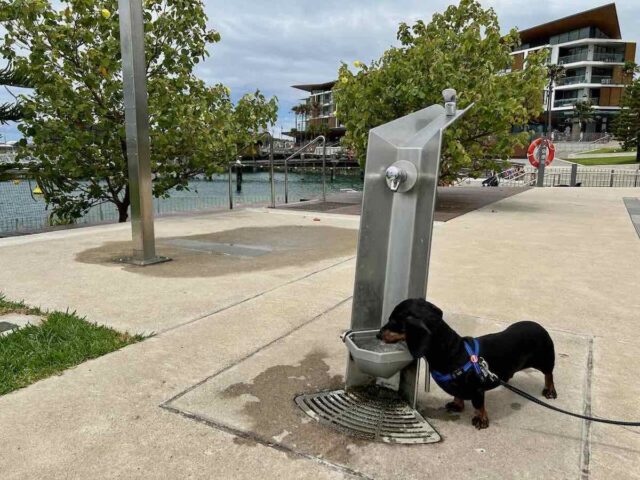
xmin=592 ymin=52 xmax=625 ymax=63
xmin=557 ymin=75 xmax=586 ymax=86
xmin=558 ymin=52 xmax=588 ymax=65
xmin=554 ymin=98 xmax=578 ymax=107
xmin=591 ymin=75 xmax=614 ymax=84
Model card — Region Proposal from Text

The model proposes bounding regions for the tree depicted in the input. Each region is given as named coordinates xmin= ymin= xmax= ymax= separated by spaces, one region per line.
xmin=571 ymin=100 xmax=594 ymax=140
xmin=545 ymin=64 xmax=565 ymax=134
xmin=0 ymin=61 xmax=31 ymax=124
xmin=613 ymin=76 xmax=640 ymax=161
xmin=1 ymin=0 xmax=277 ymax=223
xmin=333 ymin=0 xmax=547 ymax=181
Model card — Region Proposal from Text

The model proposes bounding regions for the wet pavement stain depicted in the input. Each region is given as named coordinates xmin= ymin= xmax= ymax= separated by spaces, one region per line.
xmin=75 ymin=225 xmax=357 ymax=278
xmin=220 ymin=350 xmax=371 ymax=464
xmin=418 ymin=406 xmax=462 ymax=423
xmin=511 ymin=402 xmax=523 ymax=411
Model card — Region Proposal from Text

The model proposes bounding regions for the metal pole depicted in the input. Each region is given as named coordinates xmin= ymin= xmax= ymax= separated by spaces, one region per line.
xmin=236 ymin=161 xmax=242 ymax=193
xmin=228 ymin=163 xmax=233 ymax=210
xmin=117 ymin=0 xmax=167 ymax=265
xmin=570 ymin=163 xmax=578 ymax=186
xmin=321 ymin=136 xmax=327 ymax=202
xmin=284 ymin=155 xmax=289 ymax=204
xmin=269 ymin=136 xmax=275 ymax=208
xmin=536 ymin=149 xmax=546 ymax=187
xmin=610 ymin=169 xmax=615 ymax=187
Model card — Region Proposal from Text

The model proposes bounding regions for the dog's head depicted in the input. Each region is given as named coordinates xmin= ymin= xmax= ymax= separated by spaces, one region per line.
xmin=377 ymin=299 xmax=444 ymax=359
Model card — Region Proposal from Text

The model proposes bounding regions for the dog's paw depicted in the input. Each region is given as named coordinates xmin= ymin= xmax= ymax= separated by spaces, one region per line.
xmin=472 ymin=415 xmax=489 ymax=429
xmin=445 ymin=401 xmax=464 ymax=413
xmin=542 ymin=387 xmax=558 ymax=399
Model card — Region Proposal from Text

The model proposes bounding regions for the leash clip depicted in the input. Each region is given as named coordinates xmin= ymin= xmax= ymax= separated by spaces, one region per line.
xmin=478 ymin=357 xmax=499 ymax=383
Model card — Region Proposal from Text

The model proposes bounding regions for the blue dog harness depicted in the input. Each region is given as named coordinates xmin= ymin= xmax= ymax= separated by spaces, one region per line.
xmin=431 ymin=338 xmax=482 ymax=384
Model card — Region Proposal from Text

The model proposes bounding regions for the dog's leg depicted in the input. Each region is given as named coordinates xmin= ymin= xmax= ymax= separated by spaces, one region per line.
xmin=471 ymin=392 xmax=489 ymax=429
xmin=445 ymin=397 xmax=465 ymax=413
xmin=542 ymin=372 xmax=558 ymax=399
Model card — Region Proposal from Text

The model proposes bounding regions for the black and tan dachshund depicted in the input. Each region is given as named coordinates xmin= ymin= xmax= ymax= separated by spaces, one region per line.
xmin=378 ymin=299 xmax=557 ymax=429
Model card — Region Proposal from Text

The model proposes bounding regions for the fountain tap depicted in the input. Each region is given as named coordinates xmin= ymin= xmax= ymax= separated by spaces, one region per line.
xmin=385 ymin=165 xmax=407 ymax=192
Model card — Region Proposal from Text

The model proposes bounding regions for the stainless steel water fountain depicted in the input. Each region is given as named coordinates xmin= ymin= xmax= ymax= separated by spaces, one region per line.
xmin=296 ymin=90 xmax=472 ymax=443
xmin=345 ymin=89 xmax=472 ymax=409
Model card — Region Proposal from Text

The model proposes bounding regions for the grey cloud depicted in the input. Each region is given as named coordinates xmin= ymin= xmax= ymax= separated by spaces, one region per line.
xmin=2 ymin=0 xmax=638 ymax=140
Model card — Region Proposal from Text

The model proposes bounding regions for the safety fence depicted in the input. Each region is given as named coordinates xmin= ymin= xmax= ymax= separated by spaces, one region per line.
xmin=0 ymin=171 xmax=363 ymax=235
xmin=499 ymin=166 xmax=640 ymax=188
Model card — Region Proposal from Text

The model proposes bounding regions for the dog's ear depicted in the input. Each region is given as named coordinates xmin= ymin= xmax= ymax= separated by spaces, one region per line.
xmin=405 ymin=315 xmax=432 ymax=359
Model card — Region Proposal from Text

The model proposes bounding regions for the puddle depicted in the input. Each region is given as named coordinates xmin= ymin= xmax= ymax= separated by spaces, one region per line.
xmin=75 ymin=225 xmax=356 ymax=278
xmin=220 ymin=350 xmax=370 ymax=463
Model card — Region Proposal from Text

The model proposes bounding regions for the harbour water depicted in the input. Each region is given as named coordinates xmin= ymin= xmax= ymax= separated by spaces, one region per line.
xmin=0 ymin=170 xmax=363 ymax=235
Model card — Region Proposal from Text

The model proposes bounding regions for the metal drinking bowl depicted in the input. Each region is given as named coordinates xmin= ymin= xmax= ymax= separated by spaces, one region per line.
xmin=344 ymin=329 xmax=414 ymax=378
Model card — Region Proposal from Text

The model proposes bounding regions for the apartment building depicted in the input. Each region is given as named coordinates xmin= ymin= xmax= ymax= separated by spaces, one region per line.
xmin=512 ymin=3 xmax=636 ymax=135
xmin=289 ymin=4 xmax=636 ymax=142
xmin=288 ymin=81 xmax=345 ymax=143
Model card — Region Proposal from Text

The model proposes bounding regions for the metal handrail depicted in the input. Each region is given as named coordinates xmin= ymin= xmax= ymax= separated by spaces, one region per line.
xmin=499 ymin=170 xmax=535 ymax=186
xmin=226 ymin=134 xmax=328 ymax=210
xmin=283 ymin=135 xmax=326 ymax=204
xmin=227 ymin=132 xmax=274 ymax=210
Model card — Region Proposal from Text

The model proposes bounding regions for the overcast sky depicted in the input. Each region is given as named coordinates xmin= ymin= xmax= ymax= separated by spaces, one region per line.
xmin=1 ymin=0 xmax=639 ymax=141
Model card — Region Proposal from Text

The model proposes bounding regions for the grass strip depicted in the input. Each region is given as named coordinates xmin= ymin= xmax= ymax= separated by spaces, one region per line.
xmin=580 ymin=147 xmax=636 ymax=155
xmin=571 ymin=156 xmax=638 ymax=166
xmin=0 ymin=294 xmax=145 ymax=395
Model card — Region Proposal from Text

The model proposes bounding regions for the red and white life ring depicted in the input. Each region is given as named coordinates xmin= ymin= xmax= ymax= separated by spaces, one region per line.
xmin=527 ymin=138 xmax=555 ymax=168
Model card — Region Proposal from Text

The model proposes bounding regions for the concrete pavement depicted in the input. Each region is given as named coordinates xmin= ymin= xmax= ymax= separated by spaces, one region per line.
xmin=1 ymin=188 xmax=640 ymax=479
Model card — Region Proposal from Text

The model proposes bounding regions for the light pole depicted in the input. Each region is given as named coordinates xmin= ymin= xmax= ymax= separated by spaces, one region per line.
xmin=538 ymin=65 xmax=565 ymax=187
xmin=116 ymin=0 xmax=169 ymax=266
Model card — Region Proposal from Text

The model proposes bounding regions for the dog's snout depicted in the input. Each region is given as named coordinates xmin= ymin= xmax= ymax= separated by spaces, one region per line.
xmin=376 ymin=330 xmax=383 ymax=340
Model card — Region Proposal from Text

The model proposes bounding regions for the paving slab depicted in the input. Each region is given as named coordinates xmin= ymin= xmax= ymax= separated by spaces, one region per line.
xmin=0 ymin=312 xmax=43 ymax=336
xmin=281 ymin=187 xmax=530 ymax=221
xmin=167 ymin=301 xmax=591 ymax=480
xmin=0 ymin=256 xmax=358 ymax=480
xmin=0 ymin=209 xmax=358 ymax=333
xmin=1 ymin=188 xmax=640 ymax=479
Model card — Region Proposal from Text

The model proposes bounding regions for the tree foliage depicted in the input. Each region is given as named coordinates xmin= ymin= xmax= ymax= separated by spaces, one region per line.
xmin=572 ymin=100 xmax=595 ymax=132
xmin=333 ymin=0 xmax=547 ymax=181
xmin=0 ymin=61 xmax=32 ymax=124
xmin=612 ymin=75 xmax=640 ymax=159
xmin=0 ymin=0 xmax=277 ymax=222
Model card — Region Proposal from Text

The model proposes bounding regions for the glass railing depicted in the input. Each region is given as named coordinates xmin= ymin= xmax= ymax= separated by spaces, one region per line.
xmin=591 ymin=75 xmax=614 ymax=84
xmin=554 ymin=98 xmax=578 ymax=107
xmin=593 ymin=52 xmax=625 ymax=63
xmin=557 ymin=75 xmax=586 ymax=85
xmin=558 ymin=52 xmax=588 ymax=65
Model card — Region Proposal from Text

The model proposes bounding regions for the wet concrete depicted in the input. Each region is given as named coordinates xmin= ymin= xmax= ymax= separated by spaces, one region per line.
xmin=282 ymin=187 xmax=530 ymax=221
xmin=220 ymin=350 xmax=364 ymax=464
xmin=168 ymin=303 xmax=591 ymax=480
xmin=75 ymin=225 xmax=357 ymax=278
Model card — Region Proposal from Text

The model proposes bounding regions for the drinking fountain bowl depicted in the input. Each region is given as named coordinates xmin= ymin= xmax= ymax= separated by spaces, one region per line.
xmin=344 ymin=329 xmax=414 ymax=379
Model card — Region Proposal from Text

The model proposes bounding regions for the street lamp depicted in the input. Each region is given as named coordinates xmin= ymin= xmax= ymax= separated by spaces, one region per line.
xmin=116 ymin=0 xmax=169 ymax=266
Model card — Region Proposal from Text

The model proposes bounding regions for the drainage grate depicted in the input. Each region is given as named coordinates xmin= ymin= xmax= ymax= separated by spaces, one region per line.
xmin=295 ymin=387 xmax=441 ymax=444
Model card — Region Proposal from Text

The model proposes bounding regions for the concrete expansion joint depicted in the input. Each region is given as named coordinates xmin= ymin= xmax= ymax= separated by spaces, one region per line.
xmin=160 ymin=295 xmax=353 ymax=407
xmin=155 ymin=255 xmax=356 ymax=336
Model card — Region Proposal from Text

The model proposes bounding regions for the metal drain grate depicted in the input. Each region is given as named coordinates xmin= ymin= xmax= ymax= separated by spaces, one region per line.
xmin=295 ymin=387 xmax=441 ymax=444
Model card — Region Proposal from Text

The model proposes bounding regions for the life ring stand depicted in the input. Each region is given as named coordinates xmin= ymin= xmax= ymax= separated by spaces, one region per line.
xmin=527 ymin=138 xmax=555 ymax=168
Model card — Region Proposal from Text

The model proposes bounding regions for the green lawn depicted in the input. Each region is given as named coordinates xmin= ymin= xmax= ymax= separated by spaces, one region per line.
xmin=0 ymin=294 xmax=145 ymax=395
xmin=580 ymin=147 xmax=637 ymax=155
xmin=571 ymin=156 xmax=639 ymax=166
